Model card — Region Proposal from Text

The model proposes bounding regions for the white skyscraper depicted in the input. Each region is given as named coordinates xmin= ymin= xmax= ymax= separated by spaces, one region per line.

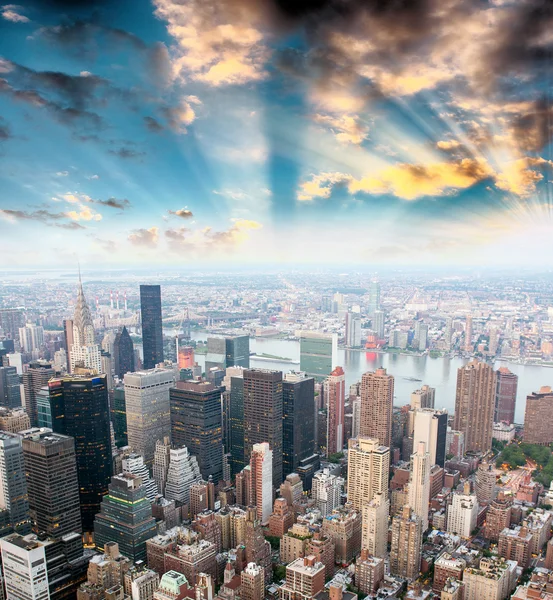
xmin=164 ymin=446 xmax=201 ymax=505
xmin=250 ymin=442 xmax=273 ymax=525
xmin=124 ymin=368 xmax=174 ymax=466
xmin=70 ymin=277 xmax=101 ymax=374
xmin=121 ymin=451 xmax=159 ymax=502
xmin=408 ymin=442 xmax=431 ymax=532
xmin=18 ymin=324 xmax=44 ymax=353
xmin=347 ymin=437 xmax=390 ymax=511
xmin=312 ymin=468 xmax=342 ymax=516
xmin=153 ymin=437 xmax=171 ymax=496
xmin=362 ymin=491 xmax=389 ymax=558
xmin=412 ymin=407 xmax=447 ymax=467
xmin=373 ymin=310 xmax=385 ymax=339
xmin=447 ymin=482 xmax=478 ymax=539
xmin=1 ymin=533 xmax=50 ymax=600
xmin=345 ymin=312 xmax=362 ymax=348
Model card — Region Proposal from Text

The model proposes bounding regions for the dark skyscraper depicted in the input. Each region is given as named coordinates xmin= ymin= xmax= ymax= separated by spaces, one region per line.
xmin=243 ymin=369 xmax=283 ymax=485
xmin=22 ymin=361 xmax=55 ymax=427
xmin=282 ymin=372 xmax=315 ymax=477
xmin=170 ymin=380 xmax=223 ymax=483
xmin=0 ymin=366 xmax=21 ymax=409
xmin=47 ymin=374 xmax=112 ymax=532
xmin=113 ymin=326 xmax=135 ymax=379
xmin=229 ymin=376 xmax=245 ymax=476
xmin=0 ymin=432 xmax=31 ymax=536
xmin=21 ymin=429 xmax=82 ymax=537
xmin=494 ymin=367 xmax=518 ymax=424
xmin=140 ymin=285 xmax=163 ymax=370
xmin=205 ymin=335 xmax=250 ymax=371
xmin=112 ymin=387 xmax=128 ymax=448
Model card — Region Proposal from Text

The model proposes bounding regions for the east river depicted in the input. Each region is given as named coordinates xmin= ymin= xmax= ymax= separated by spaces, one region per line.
xmin=187 ymin=332 xmax=551 ymax=424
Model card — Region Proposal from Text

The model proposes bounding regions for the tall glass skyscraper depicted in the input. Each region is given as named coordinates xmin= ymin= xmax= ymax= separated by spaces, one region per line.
xmin=229 ymin=376 xmax=245 ymax=476
xmin=140 ymin=285 xmax=163 ymax=369
xmin=113 ymin=326 xmax=135 ymax=379
xmin=47 ymin=373 xmax=113 ymax=532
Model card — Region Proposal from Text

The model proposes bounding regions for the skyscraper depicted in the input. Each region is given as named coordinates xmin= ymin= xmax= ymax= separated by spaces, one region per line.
xmin=18 ymin=324 xmax=44 ymax=353
xmin=373 ymin=310 xmax=385 ymax=339
xmin=368 ymin=281 xmax=381 ymax=316
xmin=282 ymin=371 xmax=315 ymax=476
xmin=0 ymin=432 xmax=31 ymax=535
xmin=360 ymin=368 xmax=394 ymax=448
xmin=407 ymin=442 xmax=431 ymax=532
xmin=345 ymin=313 xmax=362 ymax=348
xmin=454 ymin=359 xmax=496 ymax=453
xmin=70 ymin=277 xmax=101 ymax=374
xmin=444 ymin=317 xmax=453 ymax=350
xmin=164 ymin=446 xmax=201 ymax=506
xmin=447 ymin=482 xmax=478 ymax=538
xmin=361 ymin=491 xmax=389 ymax=558
xmin=0 ymin=366 xmax=22 ymax=409
xmin=243 ymin=369 xmax=283 ymax=485
xmin=22 ymin=361 xmax=54 ymax=427
xmin=524 ymin=387 xmax=553 ymax=445
xmin=0 ymin=533 xmax=49 ymax=600
xmin=0 ymin=308 xmax=24 ymax=340
xmin=140 ymin=285 xmax=163 ymax=370
xmin=312 ymin=468 xmax=342 ymax=516
xmin=229 ymin=373 xmax=245 ymax=476
xmin=170 ymin=380 xmax=223 ymax=483
xmin=113 ymin=326 xmax=135 ymax=380
xmin=249 ymin=442 xmax=273 ymax=525
xmin=21 ymin=428 xmax=82 ymax=537
xmin=124 ymin=368 xmax=173 ymax=466
xmin=410 ymin=385 xmax=435 ymax=410
xmin=412 ymin=408 xmax=448 ymax=467
xmin=347 ymin=437 xmax=389 ymax=511
xmin=325 ymin=366 xmax=345 ymax=456
xmin=390 ymin=505 xmax=422 ymax=581
xmin=94 ymin=473 xmax=157 ymax=562
xmin=205 ymin=336 xmax=250 ymax=371
xmin=47 ymin=374 xmax=112 ymax=532
xmin=299 ymin=332 xmax=337 ymax=380
xmin=494 ymin=367 xmax=518 ymax=424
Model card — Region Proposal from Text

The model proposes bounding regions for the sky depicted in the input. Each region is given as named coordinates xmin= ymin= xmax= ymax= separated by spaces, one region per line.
xmin=1 ymin=0 xmax=553 ymax=268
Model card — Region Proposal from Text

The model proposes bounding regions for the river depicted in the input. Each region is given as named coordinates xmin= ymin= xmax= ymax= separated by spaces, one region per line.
xmin=186 ymin=332 xmax=551 ymax=424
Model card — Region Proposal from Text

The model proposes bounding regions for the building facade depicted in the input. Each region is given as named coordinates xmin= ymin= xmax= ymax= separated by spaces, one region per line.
xmin=360 ymin=368 xmax=394 ymax=447
xmin=140 ymin=285 xmax=163 ymax=370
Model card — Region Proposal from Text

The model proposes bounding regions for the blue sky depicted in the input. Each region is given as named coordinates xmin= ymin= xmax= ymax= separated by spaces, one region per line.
xmin=1 ymin=0 xmax=553 ymax=268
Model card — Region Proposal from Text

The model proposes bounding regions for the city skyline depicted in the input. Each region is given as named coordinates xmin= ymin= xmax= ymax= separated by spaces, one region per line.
xmin=1 ymin=0 xmax=553 ymax=267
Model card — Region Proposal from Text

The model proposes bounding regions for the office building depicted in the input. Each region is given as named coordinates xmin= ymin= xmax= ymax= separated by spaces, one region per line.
xmin=454 ymin=360 xmax=496 ymax=453
xmin=408 ymin=442 xmax=431 ymax=532
xmin=447 ymin=482 xmax=478 ymax=538
xmin=324 ymin=366 xmax=345 ymax=456
xmin=347 ymin=437 xmax=389 ymax=511
xmin=464 ymin=315 xmax=473 ymax=352
xmin=164 ymin=446 xmax=201 ymax=506
xmin=410 ymin=385 xmax=435 ymax=410
xmin=63 ymin=319 xmax=74 ymax=371
xmin=22 ymin=361 xmax=55 ymax=427
xmin=19 ymin=324 xmax=44 ymax=353
xmin=243 ymin=369 xmax=283 ymax=485
xmin=299 ymin=331 xmax=337 ymax=380
xmin=1 ymin=532 xmax=49 ymax=600
xmin=70 ymin=279 xmax=101 ymax=374
xmin=373 ymin=310 xmax=385 ymax=339
xmin=0 ymin=407 xmax=29 ymax=433
xmin=524 ymin=386 xmax=553 ymax=445
xmin=205 ymin=336 xmax=250 ymax=371
xmin=282 ymin=371 xmax=315 ymax=477
xmin=390 ymin=505 xmax=422 ymax=581
xmin=153 ymin=437 xmax=171 ymax=496
xmin=279 ymin=556 xmax=325 ymax=600
xmin=21 ymin=428 xmax=82 ymax=537
xmin=121 ymin=451 xmax=159 ymax=502
xmin=0 ymin=366 xmax=22 ymax=409
xmin=494 ymin=367 xmax=518 ymax=424
xmin=140 ymin=285 xmax=163 ymax=370
xmin=228 ymin=371 xmax=245 ymax=476
xmin=312 ymin=468 xmax=342 ymax=516
xmin=368 ymin=281 xmax=381 ymax=316
xmin=463 ymin=557 xmax=517 ymax=600
xmin=355 ymin=549 xmax=385 ymax=596
xmin=360 ymin=368 xmax=394 ymax=447
xmin=47 ymin=374 xmax=112 ymax=532
xmin=112 ymin=387 xmax=127 ymax=448
xmin=113 ymin=327 xmax=135 ymax=380
xmin=170 ymin=380 xmax=223 ymax=483
xmin=361 ymin=491 xmax=389 ymax=558
xmin=124 ymin=369 xmax=173 ymax=466
xmin=94 ymin=473 xmax=157 ymax=563
xmin=0 ymin=432 xmax=31 ymax=535
xmin=249 ymin=442 xmax=273 ymax=525
xmin=241 ymin=562 xmax=264 ymax=600
xmin=413 ymin=408 xmax=447 ymax=467
xmin=345 ymin=313 xmax=362 ymax=348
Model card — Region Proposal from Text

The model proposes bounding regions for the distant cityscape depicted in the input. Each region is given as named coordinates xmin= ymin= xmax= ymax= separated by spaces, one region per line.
xmin=0 ymin=270 xmax=551 ymax=599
